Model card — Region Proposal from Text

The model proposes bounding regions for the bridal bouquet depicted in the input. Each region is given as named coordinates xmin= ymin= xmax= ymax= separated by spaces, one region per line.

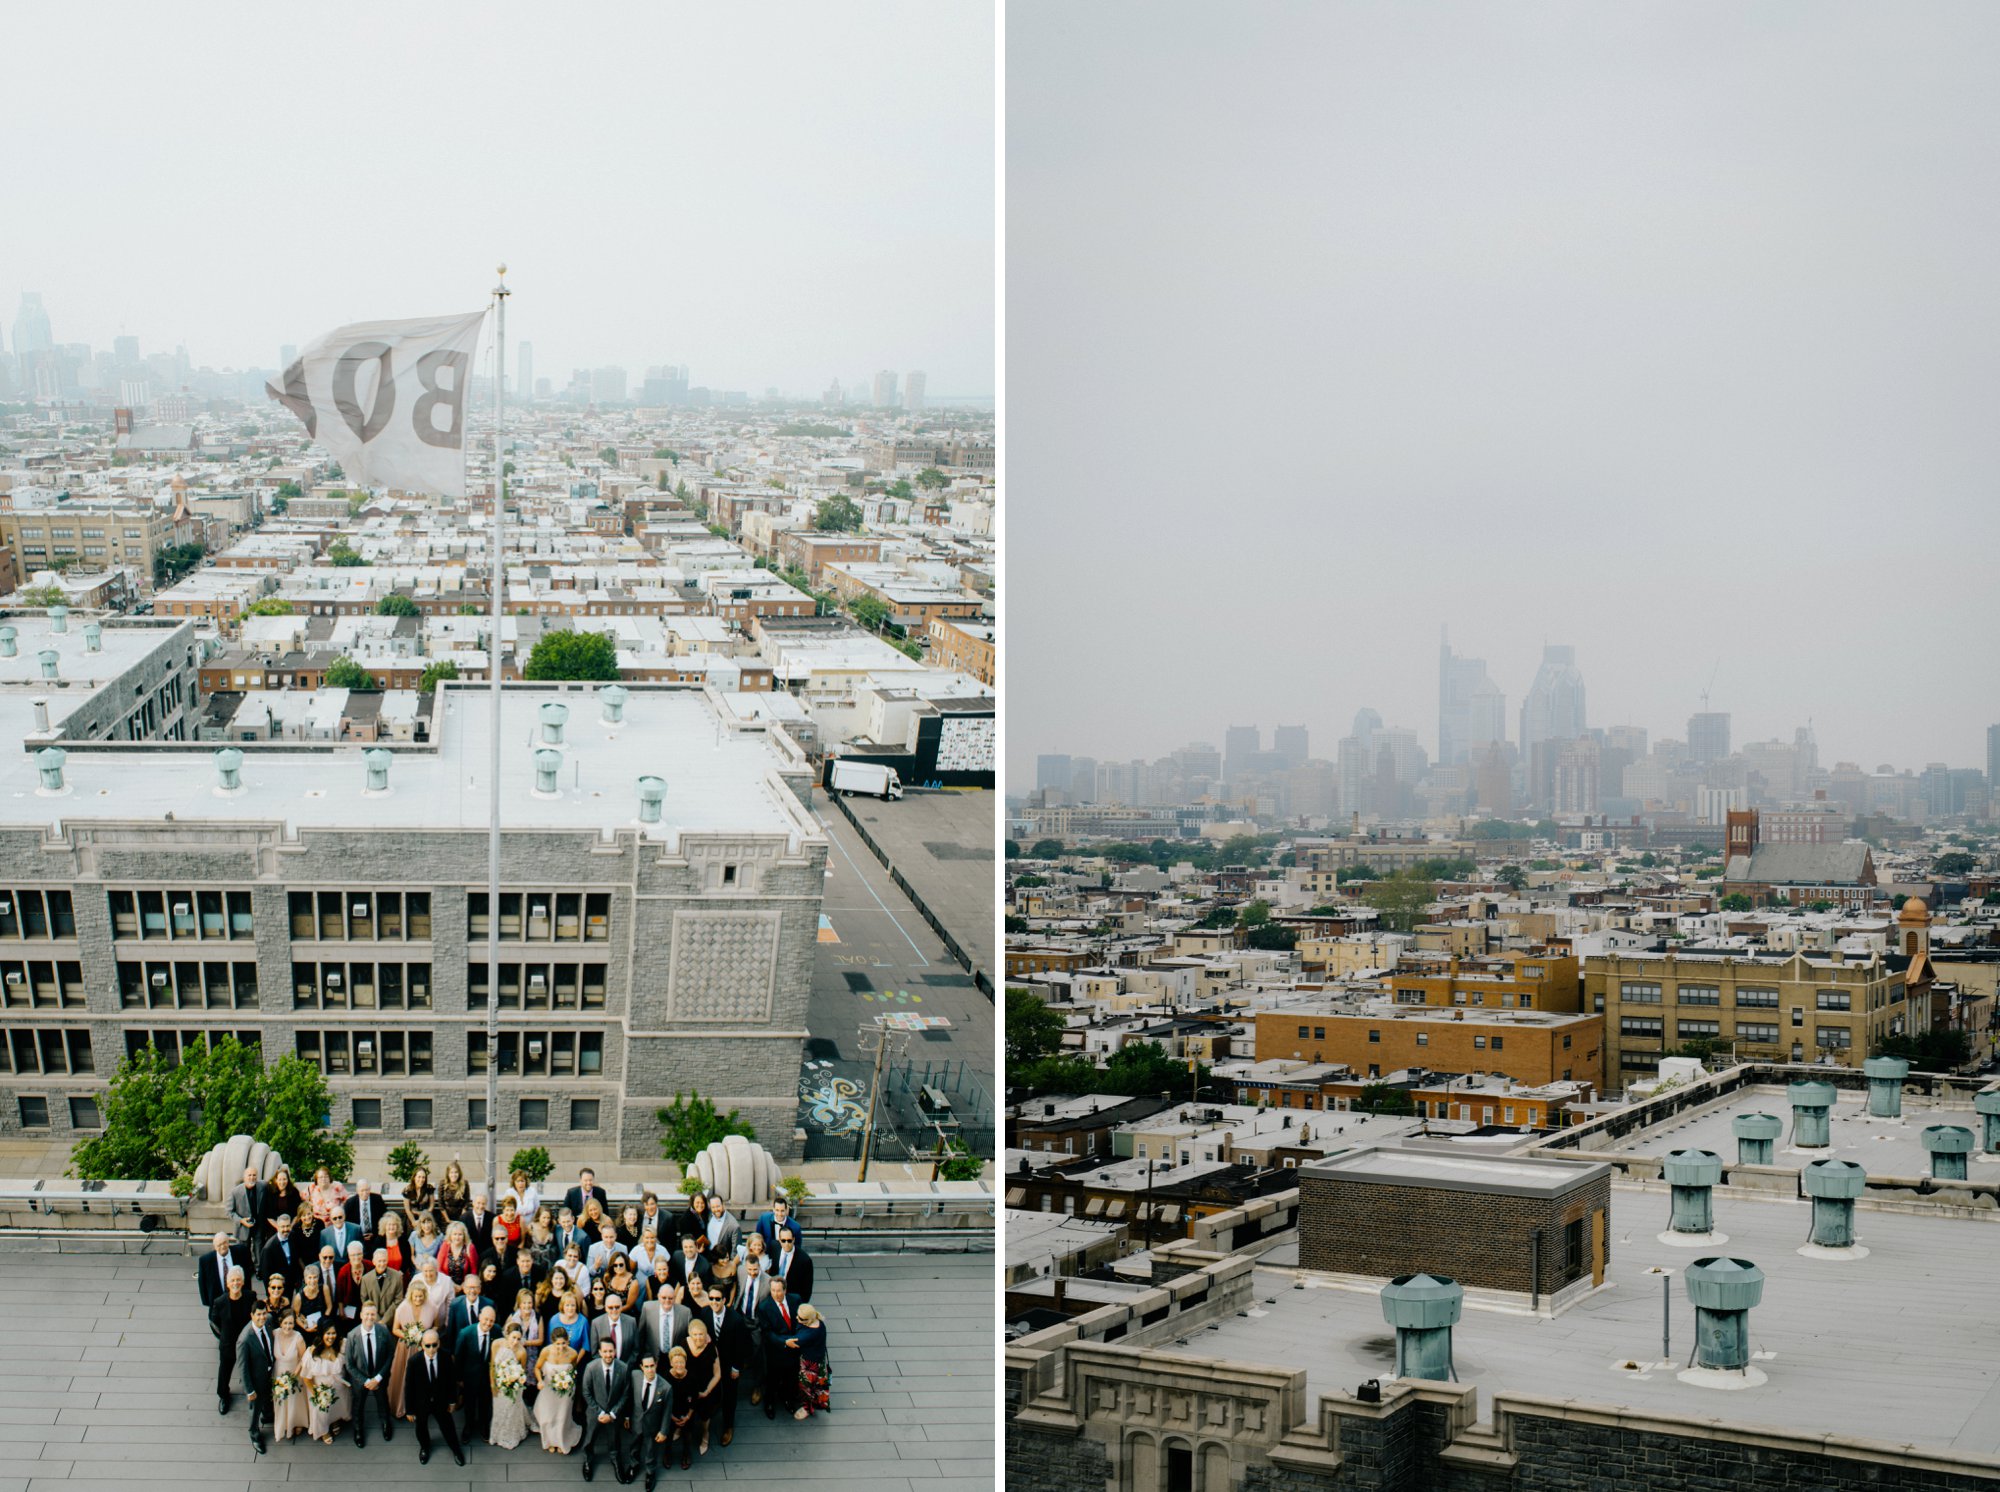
xmin=494 ymin=1353 xmax=527 ymax=1402
xmin=273 ymin=1371 xmax=302 ymax=1404
xmin=310 ymin=1379 xmax=337 ymax=1412
xmin=547 ymin=1364 xmax=576 ymax=1396
xmin=400 ymin=1322 xmax=425 ymax=1348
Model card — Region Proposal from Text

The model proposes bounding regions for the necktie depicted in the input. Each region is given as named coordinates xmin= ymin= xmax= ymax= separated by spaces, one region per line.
xmin=429 ymin=1359 xmax=436 ymax=1382
xmin=613 ymin=1322 xmax=621 ymax=1356
xmin=480 ymin=1331 xmax=487 ymax=1360
xmin=259 ymin=1329 xmax=270 ymax=1358
xmin=366 ymin=1334 xmax=375 ymax=1373
xmin=780 ymin=1303 xmax=790 ymax=1328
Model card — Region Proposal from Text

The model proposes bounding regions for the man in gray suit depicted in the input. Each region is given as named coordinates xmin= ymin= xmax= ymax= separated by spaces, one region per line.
xmin=630 ymin=1353 xmax=673 ymax=1491
xmin=228 ymin=1165 xmax=269 ymax=1247
xmin=580 ymin=1337 xmax=632 ymax=1483
xmin=589 ymin=1292 xmax=640 ymax=1368
xmin=360 ymin=1248 xmax=406 ymax=1319
xmin=341 ymin=1302 xmax=396 ymax=1447
xmin=236 ymin=1301 xmax=277 ymax=1454
xmin=639 ymin=1291 xmax=690 ymax=1363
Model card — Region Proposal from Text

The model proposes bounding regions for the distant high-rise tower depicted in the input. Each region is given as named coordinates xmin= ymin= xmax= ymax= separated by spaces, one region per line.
xmin=1223 ymin=725 xmax=1261 ymax=783
xmin=1688 ymin=712 xmax=1731 ymax=765
xmin=1438 ymin=631 xmax=1507 ymax=766
xmin=1035 ymin=754 xmax=1073 ymax=796
xmin=1519 ymin=645 xmax=1586 ymax=809
xmin=1988 ymin=724 xmax=2000 ymax=793
xmin=872 ymin=370 xmax=898 ymax=408
xmin=904 ymin=370 xmax=926 ymax=412
xmin=1272 ymin=725 xmax=1309 ymax=766
xmin=11 ymin=294 xmax=52 ymax=358
xmin=517 ymin=342 xmax=534 ymax=403
xmin=823 ymin=379 xmax=843 ymax=408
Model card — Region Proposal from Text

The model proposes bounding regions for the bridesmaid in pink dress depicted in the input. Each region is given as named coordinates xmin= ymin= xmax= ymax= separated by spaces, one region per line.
xmin=271 ymin=1307 xmax=311 ymax=1443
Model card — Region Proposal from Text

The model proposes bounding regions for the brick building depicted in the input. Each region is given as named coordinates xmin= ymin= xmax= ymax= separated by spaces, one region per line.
xmin=1253 ymin=1006 xmax=1605 ymax=1091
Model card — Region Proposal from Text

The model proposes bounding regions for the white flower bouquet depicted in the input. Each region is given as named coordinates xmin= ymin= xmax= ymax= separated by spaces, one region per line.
xmin=273 ymin=1371 xmax=302 ymax=1403
xmin=495 ymin=1352 xmax=527 ymax=1402
xmin=310 ymin=1379 xmax=337 ymax=1412
xmin=547 ymin=1363 xmax=576 ymax=1396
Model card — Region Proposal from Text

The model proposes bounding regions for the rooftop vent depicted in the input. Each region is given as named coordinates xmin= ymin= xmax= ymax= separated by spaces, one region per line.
xmin=540 ymin=701 xmax=568 ymax=744
xmin=48 ymin=605 xmax=68 ymax=634
xmin=83 ymin=622 xmax=101 ymax=654
xmin=35 ymin=746 xmax=68 ymax=796
xmin=599 ymin=684 xmax=628 ymax=724
xmin=534 ymin=748 xmax=562 ymax=797
xmin=1801 ymin=1158 xmax=1866 ymax=1250
xmin=1662 ymin=1149 xmax=1724 ymax=1242
xmin=1974 ymin=1090 xmax=2000 ymax=1157
xmin=0 ymin=625 xmax=16 ymax=657
xmin=214 ymin=748 xmax=245 ymax=795
xmin=1682 ymin=1257 xmax=1764 ymax=1374
xmin=1787 ymin=1080 xmax=1837 ymax=1150
xmin=1922 ymin=1124 xmax=1974 ymax=1181
xmin=1731 ymin=1112 xmax=1783 ymax=1166
xmin=1862 ymin=1056 xmax=1909 ymax=1119
xmin=37 ymin=649 xmax=58 ymax=681
xmin=364 ymin=749 xmax=392 ymax=795
xmin=1379 ymin=1273 xmax=1462 ymax=1381
xmin=637 ymin=775 xmax=665 ymax=824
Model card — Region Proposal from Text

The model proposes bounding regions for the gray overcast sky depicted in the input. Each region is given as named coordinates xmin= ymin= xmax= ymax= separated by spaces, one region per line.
xmin=1009 ymin=1 xmax=2000 ymax=784
xmin=3 ymin=2 xmax=992 ymax=396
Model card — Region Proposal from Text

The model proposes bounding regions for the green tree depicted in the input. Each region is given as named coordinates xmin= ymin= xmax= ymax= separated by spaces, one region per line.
xmin=1011 ymin=1053 xmax=1100 ymax=1095
xmin=1934 ymin=852 xmax=1977 ymax=877
xmin=1028 ymin=838 xmax=1065 ymax=860
xmin=1360 ymin=873 xmax=1436 ymax=932
xmin=1104 ymin=1041 xmax=1205 ymax=1100
xmin=655 ymin=1091 xmax=756 ymax=1164
xmin=417 ymin=660 xmax=460 ymax=694
xmin=523 ymin=630 xmax=619 ymax=681
xmin=1007 ymin=989 xmax=1068 ymax=1067
xmin=268 ymin=495 xmax=289 ymax=514
xmin=459 ymin=603 xmax=483 ymax=615
xmin=1335 ymin=865 xmax=1378 ymax=884
xmin=346 ymin=492 xmax=369 ymax=515
xmin=654 ymin=448 xmax=683 ymax=463
xmin=245 ymin=596 xmax=296 ymax=617
xmin=326 ymin=539 xmax=367 ymax=567
xmin=1496 ymin=864 xmax=1528 ymax=892
xmin=850 ymin=594 xmax=891 ymax=632
xmin=275 ymin=480 xmax=303 ymax=498
xmin=1005 ymin=840 xmax=1023 ymax=859
xmin=1357 ymin=1083 xmax=1416 ymax=1116
xmin=374 ymin=593 xmax=419 ymax=617
xmin=815 ymin=495 xmax=864 ymax=532
xmin=1880 ymin=1028 xmax=1973 ymax=1071
xmin=385 ymin=1141 xmax=430 ymax=1184
xmin=1237 ymin=899 xmax=1272 ymax=927
xmin=260 ymin=1054 xmax=356 ymax=1179
xmin=15 ymin=584 xmax=66 ymax=607
xmin=153 ymin=542 xmax=205 ymax=586
xmin=915 ymin=467 xmax=950 ymax=491
xmin=1720 ymin=893 xmax=1755 ymax=912
xmin=508 ymin=1146 xmax=556 ymax=1183
xmin=886 ymin=478 xmax=914 ymax=500
xmin=599 ymin=446 xmax=620 ymax=465
xmin=934 ymin=1136 xmax=984 ymax=1181
xmin=1245 ymin=924 xmax=1297 ymax=951
xmin=322 ymin=656 xmax=377 ymax=690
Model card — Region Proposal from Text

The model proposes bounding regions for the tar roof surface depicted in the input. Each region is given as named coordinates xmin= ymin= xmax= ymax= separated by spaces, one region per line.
xmin=1610 ymin=1084 xmax=1993 ymax=1178
xmin=1190 ymin=1185 xmax=2000 ymax=1455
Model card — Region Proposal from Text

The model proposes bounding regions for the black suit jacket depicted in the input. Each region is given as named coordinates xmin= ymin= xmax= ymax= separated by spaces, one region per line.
xmin=756 ymin=1297 xmax=802 ymax=1348
xmin=663 ymin=1252 xmax=713 ymax=1299
xmin=455 ymin=1324 xmax=497 ymax=1396
xmin=405 ymin=1347 xmax=459 ymax=1418
xmin=343 ymin=1193 xmax=386 ymax=1248
xmin=772 ymin=1249 xmax=813 ymax=1303
xmin=197 ymin=1245 xmax=249 ymax=1308
xmin=210 ymin=1291 xmax=252 ymax=1351
xmin=563 ymin=1184 xmax=609 ymax=1220
xmin=236 ymin=1322 xmax=277 ymax=1398
xmin=462 ymin=1208 xmax=496 ymax=1259
xmin=703 ymin=1305 xmax=751 ymax=1372
xmin=260 ymin=1233 xmax=306 ymax=1293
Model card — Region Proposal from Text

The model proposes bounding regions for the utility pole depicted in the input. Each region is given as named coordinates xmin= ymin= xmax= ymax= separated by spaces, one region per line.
xmin=854 ymin=1025 xmax=902 ymax=1183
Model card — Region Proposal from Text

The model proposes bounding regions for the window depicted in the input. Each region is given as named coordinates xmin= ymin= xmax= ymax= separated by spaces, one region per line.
xmin=0 ymin=890 xmax=76 ymax=940
xmin=1677 ymin=1020 xmax=1721 ymax=1038
xmin=0 ymin=1028 xmax=93 ymax=1075
xmin=1472 ymin=1035 xmax=1487 ymax=1049
xmin=1313 ymin=1025 xmax=1326 ymax=1040
xmin=1367 ymin=1029 xmax=1380 ymax=1043
xmin=351 ymin=1099 xmax=383 ymax=1130
xmin=18 ymin=1096 xmax=48 ymax=1129
xmin=1620 ymin=982 xmax=1663 ymax=1004
xmin=108 ymin=888 xmax=251 ymax=941
xmin=571 ymin=1099 xmax=601 ymax=1131
xmin=1562 ymin=1217 xmax=1584 ymax=1278
xmin=1817 ymin=991 xmax=1852 ymax=1011
xmin=291 ymin=890 xmax=432 ymax=942
xmin=404 ymin=1097 xmax=434 ymax=1130
xmin=1791 ymin=1007 xmax=1805 ymax=1027
xmin=519 ymin=1098 xmax=550 ymax=1130
xmin=1737 ymin=1023 xmax=1779 ymax=1043
xmin=1297 ymin=1025 xmax=1309 ymax=1038
xmin=1678 ymin=986 xmax=1721 ymax=1006
xmin=118 ymin=960 xmax=253 ymax=1010
xmin=68 ymin=1096 xmax=102 ymax=1129
xmin=1621 ymin=1017 xmax=1664 ymax=1036
xmin=1562 ymin=1033 xmax=1572 ymax=1049
xmin=468 ymin=1097 xmax=487 ymax=1130
xmin=293 ymin=960 xmax=428 ymax=1009
xmin=1415 ymin=1032 xmax=1428 ymax=1047
xmin=1621 ymin=1051 xmax=1661 ymax=1070
xmin=1491 ymin=1036 xmax=1504 ymax=1051
xmin=470 ymin=891 xmax=608 ymax=942
xmin=1 ymin=959 xmax=85 ymax=1008
xmin=1816 ymin=1026 xmax=1852 ymax=1050
xmin=1737 ymin=987 xmax=1779 ymax=1008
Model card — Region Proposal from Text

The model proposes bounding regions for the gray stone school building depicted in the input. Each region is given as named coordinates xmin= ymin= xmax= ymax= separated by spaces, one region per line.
xmin=0 ymin=614 xmax=826 ymax=1160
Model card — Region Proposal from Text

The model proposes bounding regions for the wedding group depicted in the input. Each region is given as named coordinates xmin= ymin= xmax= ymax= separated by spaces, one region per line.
xmin=200 ymin=1159 xmax=829 ymax=1488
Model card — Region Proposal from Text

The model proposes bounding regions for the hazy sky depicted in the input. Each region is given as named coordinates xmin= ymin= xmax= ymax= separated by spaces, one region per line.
xmin=3 ymin=2 xmax=992 ymax=396
xmin=1010 ymin=2 xmax=2000 ymax=783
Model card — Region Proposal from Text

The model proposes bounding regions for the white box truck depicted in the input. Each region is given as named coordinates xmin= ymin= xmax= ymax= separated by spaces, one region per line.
xmin=830 ymin=760 xmax=904 ymax=800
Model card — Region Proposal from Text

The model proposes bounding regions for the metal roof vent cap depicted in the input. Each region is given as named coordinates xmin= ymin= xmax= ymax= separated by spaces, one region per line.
xmin=214 ymin=748 xmax=246 ymax=796
xmin=48 ymin=605 xmax=68 ymax=633
xmin=540 ymin=701 xmax=568 ymax=744
xmin=637 ymin=775 xmax=666 ymax=824
xmin=363 ymin=748 xmax=393 ymax=796
xmin=1862 ymin=1056 xmax=1909 ymax=1119
xmin=1661 ymin=1149 xmax=1725 ymax=1243
xmin=83 ymin=622 xmax=102 ymax=654
xmin=1801 ymin=1158 xmax=1867 ymax=1253
xmin=1731 ymin=1112 xmax=1783 ymax=1166
xmin=1379 ymin=1273 xmax=1461 ymax=1382
xmin=1973 ymin=1089 xmax=2000 ymax=1156
xmin=533 ymin=748 xmax=563 ymax=799
xmin=599 ymin=684 xmax=628 ymax=724
xmin=0 ymin=625 xmax=17 ymax=657
xmin=1787 ymin=1080 xmax=1837 ymax=1150
xmin=35 ymin=747 xmax=69 ymax=797
xmin=37 ymin=649 xmax=59 ymax=681
xmin=1922 ymin=1124 xmax=1974 ymax=1181
xmin=1681 ymin=1257 xmax=1764 ymax=1379
xmin=32 ymin=699 xmax=50 ymax=734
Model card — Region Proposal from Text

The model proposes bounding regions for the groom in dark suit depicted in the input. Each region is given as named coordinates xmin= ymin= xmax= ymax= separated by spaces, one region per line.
xmin=236 ymin=1301 xmax=277 ymax=1453
xmin=342 ymin=1302 xmax=396 ymax=1448
xmin=631 ymin=1353 xmax=673 ymax=1491
xmin=581 ymin=1336 xmax=632 ymax=1483
xmin=406 ymin=1328 xmax=467 ymax=1467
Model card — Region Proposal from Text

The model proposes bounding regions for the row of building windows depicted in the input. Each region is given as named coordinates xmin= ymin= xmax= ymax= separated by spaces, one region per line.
xmin=289 ymin=891 xmax=433 ymax=942
xmin=346 ymin=1095 xmax=599 ymax=1133
xmin=466 ymin=1029 xmax=605 ymax=1077
xmin=291 ymin=962 xmax=433 ymax=1009
xmin=467 ymin=963 xmax=608 ymax=1010
xmin=0 ymin=891 xmax=77 ymax=941
xmin=467 ymin=892 xmax=614 ymax=943
xmin=108 ymin=890 xmax=256 ymax=941
xmin=0 ymin=1028 xmax=94 ymax=1075
xmin=1614 ymin=982 xmax=1841 ymax=1011
xmin=126 ymin=1029 xmax=262 ymax=1064
xmin=295 ymin=1029 xmax=434 ymax=1076
xmin=15 ymin=1096 xmax=102 ymax=1130
xmin=118 ymin=961 xmax=258 ymax=1009
xmin=1 ymin=960 xmax=85 ymax=1008
xmin=1617 ymin=1019 xmax=1845 ymax=1046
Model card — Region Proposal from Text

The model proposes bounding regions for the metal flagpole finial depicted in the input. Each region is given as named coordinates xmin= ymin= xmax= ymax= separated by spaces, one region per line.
xmin=495 ymin=263 xmax=509 ymax=295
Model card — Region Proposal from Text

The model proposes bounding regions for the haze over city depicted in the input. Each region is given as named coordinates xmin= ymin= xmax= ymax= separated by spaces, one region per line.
xmin=2 ymin=2 xmax=994 ymax=397
xmin=1010 ymin=1 xmax=2000 ymax=784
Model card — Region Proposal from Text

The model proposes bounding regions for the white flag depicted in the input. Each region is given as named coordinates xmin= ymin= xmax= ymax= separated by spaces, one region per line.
xmin=267 ymin=310 xmax=487 ymax=497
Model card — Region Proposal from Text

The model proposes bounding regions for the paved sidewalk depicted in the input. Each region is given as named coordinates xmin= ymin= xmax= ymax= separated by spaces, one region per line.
xmin=0 ymin=1247 xmax=993 ymax=1491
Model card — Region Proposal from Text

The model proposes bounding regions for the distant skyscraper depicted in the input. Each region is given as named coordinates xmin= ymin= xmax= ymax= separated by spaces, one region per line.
xmin=823 ymin=378 xmax=844 ymax=408
xmin=1519 ymin=645 xmax=1586 ymax=809
xmin=904 ymin=370 xmax=926 ymax=412
xmin=1223 ymin=725 xmax=1261 ymax=783
xmin=1554 ymin=737 xmax=1602 ymax=815
xmin=1437 ymin=631 xmax=1507 ymax=766
xmin=517 ymin=342 xmax=534 ymax=402
xmin=1272 ymin=725 xmax=1309 ymax=766
xmin=11 ymin=294 xmax=52 ymax=357
xmin=1035 ymin=754 xmax=1073 ymax=796
xmin=1988 ymin=724 xmax=2000 ymax=791
xmin=1688 ymin=712 xmax=1732 ymax=765
xmin=872 ymin=370 xmax=898 ymax=408
xmin=592 ymin=366 xmax=627 ymax=403
xmin=112 ymin=335 xmax=140 ymax=367
xmin=1069 ymin=756 xmax=1098 ymax=805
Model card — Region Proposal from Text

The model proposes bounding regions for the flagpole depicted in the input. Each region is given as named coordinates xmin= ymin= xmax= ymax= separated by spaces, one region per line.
xmin=485 ymin=263 xmax=508 ymax=1207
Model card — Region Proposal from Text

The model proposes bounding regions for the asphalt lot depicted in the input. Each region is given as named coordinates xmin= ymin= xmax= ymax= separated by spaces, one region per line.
xmin=833 ymin=789 xmax=995 ymax=987
xmin=799 ymin=801 xmax=996 ymax=1166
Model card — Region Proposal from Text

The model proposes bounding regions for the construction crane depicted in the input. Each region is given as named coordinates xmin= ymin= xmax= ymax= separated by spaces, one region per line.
xmin=1699 ymin=657 xmax=1720 ymax=712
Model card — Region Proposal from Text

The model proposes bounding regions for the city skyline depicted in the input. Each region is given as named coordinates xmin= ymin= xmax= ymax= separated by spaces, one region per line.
xmin=1 ymin=4 xmax=993 ymax=396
